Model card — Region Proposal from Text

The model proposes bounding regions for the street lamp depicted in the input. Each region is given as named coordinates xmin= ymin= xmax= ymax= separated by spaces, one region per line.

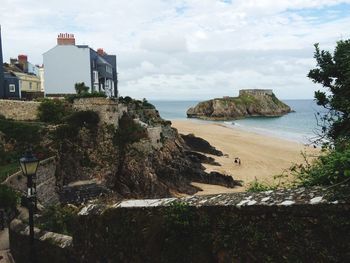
xmin=20 ymin=150 xmax=39 ymax=263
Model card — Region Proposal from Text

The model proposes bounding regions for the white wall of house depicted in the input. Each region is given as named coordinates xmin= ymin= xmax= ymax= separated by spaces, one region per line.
xmin=39 ymin=67 xmax=45 ymax=92
xmin=43 ymin=45 xmax=91 ymax=94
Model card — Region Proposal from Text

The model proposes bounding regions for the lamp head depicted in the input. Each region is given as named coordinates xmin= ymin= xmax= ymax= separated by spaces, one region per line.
xmin=19 ymin=150 xmax=39 ymax=176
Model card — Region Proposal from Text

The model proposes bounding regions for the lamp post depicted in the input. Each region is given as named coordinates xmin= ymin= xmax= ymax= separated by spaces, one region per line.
xmin=20 ymin=150 xmax=39 ymax=263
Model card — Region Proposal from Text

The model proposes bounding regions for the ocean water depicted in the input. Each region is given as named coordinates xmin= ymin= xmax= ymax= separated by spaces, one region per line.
xmin=150 ymin=99 xmax=327 ymax=144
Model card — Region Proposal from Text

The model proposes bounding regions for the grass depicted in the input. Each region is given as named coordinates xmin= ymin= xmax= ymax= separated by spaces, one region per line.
xmin=247 ymin=179 xmax=277 ymax=192
xmin=0 ymin=162 xmax=20 ymax=182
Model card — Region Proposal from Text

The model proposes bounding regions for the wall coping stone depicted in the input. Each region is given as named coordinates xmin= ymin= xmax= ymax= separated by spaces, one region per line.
xmin=79 ymin=186 xmax=349 ymax=216
xmin=10 ymin=219 xmax=72 ymax=249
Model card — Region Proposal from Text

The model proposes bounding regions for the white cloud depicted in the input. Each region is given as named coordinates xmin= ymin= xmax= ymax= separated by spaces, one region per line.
xmin=1 ymin=0 xmax=350 ymax=99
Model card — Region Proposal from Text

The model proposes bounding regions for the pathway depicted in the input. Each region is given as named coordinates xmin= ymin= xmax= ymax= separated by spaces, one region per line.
xmin=0 ymin=228 xmax=14 ymax=263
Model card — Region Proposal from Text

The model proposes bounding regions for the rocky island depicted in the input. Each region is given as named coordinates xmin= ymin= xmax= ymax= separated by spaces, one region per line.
xmin=187 ymin=89 xmax=292 ymax=120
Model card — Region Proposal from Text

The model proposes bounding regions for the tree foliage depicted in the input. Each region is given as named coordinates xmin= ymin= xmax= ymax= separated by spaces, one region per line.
xmin=113 ymin=114 xmax=148 ymax=149
xmin=38 ymin=205 xmax=78 ymax=235
xmin=0 ymin=185 xmax=19 ymax=210
xmin=37 ymin=99 xmax=71 ymax=124
xmin=296 ymin=40 xmax=350 ymax=187
xmin=74 ymin=82 xmax=89 ymax=95
xmin=307 ymin=40 xmax=350 ymax=143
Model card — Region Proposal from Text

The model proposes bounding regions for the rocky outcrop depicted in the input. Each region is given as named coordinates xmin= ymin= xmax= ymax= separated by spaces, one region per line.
xmin=53 ymin=98 xmax=240 ymax=201
xmin=187 ymin=90 xmax=291 ymax=120
xmin=181 ymin=134 xmax=223 ymax=156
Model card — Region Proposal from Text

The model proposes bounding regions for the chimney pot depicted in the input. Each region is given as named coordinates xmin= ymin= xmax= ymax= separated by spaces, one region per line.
xmin=57 ymin=32 xmax=76 ymax=45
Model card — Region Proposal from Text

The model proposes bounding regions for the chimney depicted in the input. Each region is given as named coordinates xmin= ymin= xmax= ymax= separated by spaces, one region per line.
xmin=57 ymin=33 xmax=76 ymax=45
xmin=18 ymin=54 xmax=28 ymax=72
xmin=97 ymin=48 xmax=105 ymax=56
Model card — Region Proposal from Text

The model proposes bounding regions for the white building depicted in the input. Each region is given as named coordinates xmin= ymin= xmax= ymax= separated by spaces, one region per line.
xmin=43 ymin=33 xmax=118 ymax=96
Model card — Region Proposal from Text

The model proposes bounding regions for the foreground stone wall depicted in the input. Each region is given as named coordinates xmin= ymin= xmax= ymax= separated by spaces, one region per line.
xmin=73 ymin=97 xmax=127 ymax=128
xmin=73 ymin=187 xmax=350 ymax=263
xmin=0 ymin=99 xmax=39 ymax=120
xmin=9 ymin=187 xmax=350 ymax=263
xmin=9 ymin=219 xmax=74 ymax=263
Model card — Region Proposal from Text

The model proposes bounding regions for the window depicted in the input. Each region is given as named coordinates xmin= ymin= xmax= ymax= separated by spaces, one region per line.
xmin=9 ymin=84 xmax=15 ymax=92
xmin=29 ymin=82 xmax=32 ymax=90
xmin=93 ymin=71 xmax=99 ymax=84
xmin=106 ymin=66 xmax=112 ymax=74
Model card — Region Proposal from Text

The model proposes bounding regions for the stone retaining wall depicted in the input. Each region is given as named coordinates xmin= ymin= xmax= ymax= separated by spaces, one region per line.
xmin=73 ymin=97 xmax=127 ymax=128
xmin=9 ymin=187 xmax=350 ymax=263
xmin=9 ymin=219 xmax=74 ymax=263
xmin=4 ymin=157 xmax=59 ymax=206
xmin=74 ymin=187 xmax=350 ymax=263
xmin=0 ymin=99 xmax=39 ymax=120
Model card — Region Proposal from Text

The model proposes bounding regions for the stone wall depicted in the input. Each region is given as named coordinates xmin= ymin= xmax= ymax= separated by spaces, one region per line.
xmin=4 ymin=157 xmax=59 ymax=206
xmin=147 ymin=126 xmax=162 ymax=149
xmin=73 ymin=187 xmax=350 ymax=263
xmin=73 ymin=97 xmax=127 ymax=128
xmin=0 ymin=99 xmax=39 ymax=120
xmin=9 ymin=187 xmax=350 ymax=262
xmin=239 ymin=89 xmax=273 ymax=96
xmin=9 ymin=219 xmax=74 ymax=263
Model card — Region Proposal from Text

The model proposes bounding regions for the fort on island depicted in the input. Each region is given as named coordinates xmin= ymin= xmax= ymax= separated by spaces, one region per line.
xmin=239 ymin=89 xmax=273 ymax=96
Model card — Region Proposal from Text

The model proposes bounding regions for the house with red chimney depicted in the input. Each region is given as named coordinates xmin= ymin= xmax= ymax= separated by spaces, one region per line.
xmin=3 ymin=54 xmax=43 ymax=100
xmin=43 ymin=33 xmax=118 ymax=97
xmin=0 ymin=26 xmax=43 ymax=99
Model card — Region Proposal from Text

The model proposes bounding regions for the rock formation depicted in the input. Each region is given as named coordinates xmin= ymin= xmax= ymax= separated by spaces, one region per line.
xmin=50 ymin=98 xmax=241 ymax=201
xmin=187 ymin=89 xmax=292 ymax=120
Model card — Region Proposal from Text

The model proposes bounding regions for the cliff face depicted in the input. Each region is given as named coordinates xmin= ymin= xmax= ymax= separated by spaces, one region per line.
xmin=52 ymin=98 xmax=240 ymax=200
xmin=187 ymin=91 xmax=291 ymax=120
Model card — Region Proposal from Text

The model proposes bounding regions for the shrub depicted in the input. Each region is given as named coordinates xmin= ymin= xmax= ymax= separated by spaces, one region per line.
xmin=37 ymin=99 xmax=71 ymax=124
xmin=114 ymin=114 xmax=148 ymax=148
xmin=142 ymin=98 xmax=155 ymax=109
xmin=118 ymin=96 xmax=133 ymax=104
xmin=247 ymin=179 xmax=277 ymax=192
xmin=38 ymin=205 xmax=78 ymax=235
xmin=65 ymin=91 xmax=106 ymax=103
xmin=0 ymin=185 xmax=19 ymax=210
xmin=74 ymin=82 xmax=89 ymax=95
xmin=53 ymin=111 xmax=100 ymax=140
xmin=65 ymin=110 xmax=100 ymax=130
xmin=293 ymin=146 xmax=350 ymax=186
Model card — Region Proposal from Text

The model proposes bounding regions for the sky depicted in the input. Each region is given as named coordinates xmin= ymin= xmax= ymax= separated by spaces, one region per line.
xmin=1 ymin=0 xmax=350 ymax=100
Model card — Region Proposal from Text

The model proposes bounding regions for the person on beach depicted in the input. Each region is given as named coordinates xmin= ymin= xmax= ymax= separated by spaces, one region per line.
xmin=234 ymin=157 xmax=241 ymax=165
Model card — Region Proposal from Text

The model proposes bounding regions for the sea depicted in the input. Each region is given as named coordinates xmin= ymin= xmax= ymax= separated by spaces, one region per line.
xmin=150 ymin=100 xmax=327 ymax=144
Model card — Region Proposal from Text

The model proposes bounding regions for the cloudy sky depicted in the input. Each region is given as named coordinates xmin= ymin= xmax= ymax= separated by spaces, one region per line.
xmin=1 ymin=0 xmax=350 ymax=100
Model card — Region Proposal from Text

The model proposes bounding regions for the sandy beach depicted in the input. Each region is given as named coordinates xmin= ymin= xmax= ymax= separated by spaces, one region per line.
xmin=172 ymin=120 xmax=319 ymax=195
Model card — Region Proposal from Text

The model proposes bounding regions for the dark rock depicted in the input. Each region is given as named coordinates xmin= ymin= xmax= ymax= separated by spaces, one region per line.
xmin=185 ymin=150 xmax=221 ymax=166
xmin=181 ymin=133 xmax=223 ymax=156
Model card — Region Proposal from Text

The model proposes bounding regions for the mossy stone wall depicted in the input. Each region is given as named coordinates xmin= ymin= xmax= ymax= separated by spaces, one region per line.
xmin=73 ymin=203 xmax=350 ymax=263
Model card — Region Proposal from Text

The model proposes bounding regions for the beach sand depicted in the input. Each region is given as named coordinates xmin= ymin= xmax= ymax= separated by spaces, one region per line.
xmin=172 ymin=120 xmax=319 ymax=195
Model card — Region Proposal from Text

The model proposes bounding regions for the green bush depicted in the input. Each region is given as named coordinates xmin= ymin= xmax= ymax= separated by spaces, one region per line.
xmin=37 ymin=99 xmax=71 ymax=123
xmin=65 ymin=91 xmax=106 ymax=103
xmin=293 ymin=146 xmax=350 ymax=186
xmin=118 ymin=96 xmax=133 ymax=104
xmin=113 ymin=114 xmax=148 ymax=148
xmin=53 ymin=111 xmax=100 ymax=140
xmin=74 ymin=82 xmax=89 ymax=95
xmin=0 ymin=119 xmax=43 ymax=165
xmin=247 ymin=179 xmax=277 ymax=192
xmin=0 ymin=163 xmax=19 ymax=183
xmin=142 ymin=98 xmax=155 ymax=109
xmin=0 ymin=185 xmax=19 ymax=209
xmin=38 ymin=205 xmax=78 ymax=235
xmin=65 ymin=110 xmax=100 ymax=130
